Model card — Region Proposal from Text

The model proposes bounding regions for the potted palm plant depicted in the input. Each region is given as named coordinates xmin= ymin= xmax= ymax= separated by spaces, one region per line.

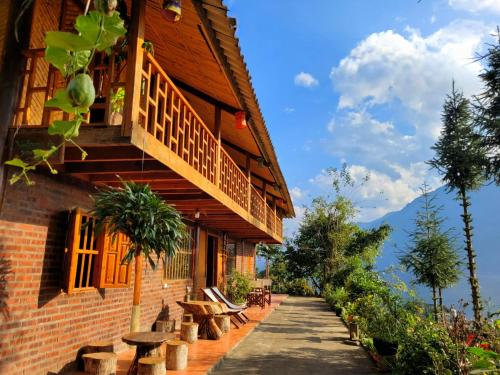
xmin=91 ymin=180 xmax=186 ymax=332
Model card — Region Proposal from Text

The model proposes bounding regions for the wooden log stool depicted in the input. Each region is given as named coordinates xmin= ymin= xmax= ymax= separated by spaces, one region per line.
xmin=77 ymin=341 xmax=114 ymax=370
xmin=180 ymin=322 xmax=199 ymax=343
xmin=82 ymin=352 xmax=117 ymax=375
xmin=166 ymin=339 xmax=188 ymax=370
xmin=214 ymin=314 xmax=230 ymax=334
xmin=182 ymin=313 xmax=194 ymax=323
xmin=155 ymin=319 xmax=176 ymax=333
xmin=138 ymin=357 xmax=166 ymax=375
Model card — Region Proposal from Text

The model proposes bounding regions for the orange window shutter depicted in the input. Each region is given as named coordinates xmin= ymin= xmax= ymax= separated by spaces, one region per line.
xmin=97 ymin=232 xmax=132 ymax=288
xmin=64 ymin=209 xmax=80 ymax=294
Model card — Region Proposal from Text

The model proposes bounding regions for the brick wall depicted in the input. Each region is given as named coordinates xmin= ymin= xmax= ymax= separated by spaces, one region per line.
xmin=0 ymin=172 xmax=191 ymax=374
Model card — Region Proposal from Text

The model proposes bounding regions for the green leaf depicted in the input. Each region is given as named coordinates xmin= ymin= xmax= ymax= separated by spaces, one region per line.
xmin=45 ymin=89 xmax=88 ymax=114
xmin=46 ymin=47 xmax=91 ymax=77
xmin=5 ymin=158 xmax=30 ymax=169
xmin=48 ymin=120 xmax=81 ymax=139
xmin=33 ymin=146 xmax=58 ymax=160
xmin=45 ymin=31 xmax=94 ymax=51
xmin=76 ymin=11 xmax=126 ymax=52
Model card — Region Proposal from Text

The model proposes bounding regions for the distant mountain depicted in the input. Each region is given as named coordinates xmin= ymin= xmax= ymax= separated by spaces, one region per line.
xmin=363 ymin=184 xmax=500 ymax=312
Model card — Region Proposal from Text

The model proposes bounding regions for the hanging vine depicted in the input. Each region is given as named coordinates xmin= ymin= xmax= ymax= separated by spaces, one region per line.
xmin=5 ymin=0 xmax=126 ymax=185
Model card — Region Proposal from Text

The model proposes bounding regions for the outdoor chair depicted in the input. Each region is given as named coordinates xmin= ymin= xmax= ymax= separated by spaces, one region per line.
xmin=211 ymin=286 xmax=250 ymax=321
xmin=201 ymin=288 xmax=246 ymax=328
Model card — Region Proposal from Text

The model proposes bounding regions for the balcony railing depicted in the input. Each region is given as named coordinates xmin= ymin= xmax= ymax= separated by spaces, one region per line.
xmin=12 ymin=49 xmax=125 ymax=128
xmin=11 ymin=49 xmax=283 ymax=240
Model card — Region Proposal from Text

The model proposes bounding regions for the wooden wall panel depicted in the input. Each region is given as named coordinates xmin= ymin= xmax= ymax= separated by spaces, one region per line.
xmin=194 ymin=228 xmax=207 ymax=298
xmin=0 ymin=1 xmax=11 ymax=73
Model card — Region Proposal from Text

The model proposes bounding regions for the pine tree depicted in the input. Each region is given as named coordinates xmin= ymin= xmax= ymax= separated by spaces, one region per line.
xmin=399 ymin=184 xmax=461 ymax=322
xmin=474 ymin=28 xmax=500 ymax=184
xmin=429 ymin=83 xmax=487 ymax=324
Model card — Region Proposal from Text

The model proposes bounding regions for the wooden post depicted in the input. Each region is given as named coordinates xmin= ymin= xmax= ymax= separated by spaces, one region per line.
xmin=214 ymin=106 xmax=222 ymax=188
xmin=245 ymin=153 xmax=252 ymax=212
xmin=131 ymin=247 xmax=143 ymax=332
xmin=122 ymin=0 xmax=146 ymax=136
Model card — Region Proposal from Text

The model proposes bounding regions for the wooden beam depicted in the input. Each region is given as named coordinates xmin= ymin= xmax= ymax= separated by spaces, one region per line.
xmin=123 ymin=0 xmax=146 ymax=137
xmin=64 ymin=146 xmax=151 ymax=162
xmin=171 ymin=77 xmax=240 ymax=115
xmin=64 ymin=160 xmax=168 ymax=174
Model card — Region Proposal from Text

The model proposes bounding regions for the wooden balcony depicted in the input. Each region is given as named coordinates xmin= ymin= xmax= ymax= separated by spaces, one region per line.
xmin=9 ymin=49 xmax=283 ymax=243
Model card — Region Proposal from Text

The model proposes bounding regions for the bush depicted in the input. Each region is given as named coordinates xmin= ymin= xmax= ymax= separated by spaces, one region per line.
xmin=226 ymin=271 xmax=253 ymax=304
xmin=395 ymin=318 xmax=459 ymax=374
xmin=287 ymin=278 xmax=315 ymax=296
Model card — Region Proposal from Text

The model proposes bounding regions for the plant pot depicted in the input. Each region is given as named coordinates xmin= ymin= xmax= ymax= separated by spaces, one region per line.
xmin=349 ymin=322 xmax=359 ymax=341
xmin=335 ymin=307 xmax=342 ymax=317
xmin=373 ymin=337 xmax=398 ymax=356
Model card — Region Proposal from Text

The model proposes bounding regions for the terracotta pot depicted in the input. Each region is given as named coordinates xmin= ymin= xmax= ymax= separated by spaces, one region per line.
xmin=373 ymin=337 xmax=398 ymax=356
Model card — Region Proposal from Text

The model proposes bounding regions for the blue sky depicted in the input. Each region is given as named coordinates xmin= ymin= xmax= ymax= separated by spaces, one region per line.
xmin=227 ymin=0 xmax=499 ymax=234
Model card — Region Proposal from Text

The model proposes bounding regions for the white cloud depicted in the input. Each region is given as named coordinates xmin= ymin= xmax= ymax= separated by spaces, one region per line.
xmin=331 ymin=20 xmax=486 ymax=114
xmin=309 ymin=164 xmax=441 ymax=222
xmin=321 ymin=20 xmax=491 ymax=220
xmin=430 ymin=15 xmax=437 ymax=24
xmin=294 ymin=72 xmax=319 ymax=88
xmin=290 ymin=187 xmax=304 ymax=201
xmin=449 ymin=0 xmax=500 ymax=14
xmin=284 ymin=107 xmax=295 ymax=113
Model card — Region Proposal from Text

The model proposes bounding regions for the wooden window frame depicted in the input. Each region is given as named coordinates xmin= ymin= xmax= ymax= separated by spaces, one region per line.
xmin=64 ymin=208 xmax=132 ymax=294
xmin=163 ymin=226 xmax=194 ymax=282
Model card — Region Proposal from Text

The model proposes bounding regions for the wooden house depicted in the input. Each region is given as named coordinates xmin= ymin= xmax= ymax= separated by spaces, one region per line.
xmin=0 ymin=0 xmax=294 ymax=373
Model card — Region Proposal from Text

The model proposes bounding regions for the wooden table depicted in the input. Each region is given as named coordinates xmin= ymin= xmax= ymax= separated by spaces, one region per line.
xmin=122 ymin=331 xmax=174 ymax=375
xmin=177 ymin=300 xmax=226 ymax=340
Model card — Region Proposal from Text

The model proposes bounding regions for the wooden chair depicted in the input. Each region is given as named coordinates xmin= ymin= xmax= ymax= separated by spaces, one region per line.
xmin=211 ymin=286 xmax=250 ymax=321
xmin=262 ymin=278 xmax=272 ymax=306
xmin=247 ymin=279 xmax=265 ymax=308
xmin=201 ymin=288 xmax=246 ymax=328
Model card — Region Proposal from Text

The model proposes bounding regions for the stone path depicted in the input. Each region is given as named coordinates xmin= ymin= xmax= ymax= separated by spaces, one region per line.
xmin=210 ymin=296 xmax=376 ymax=375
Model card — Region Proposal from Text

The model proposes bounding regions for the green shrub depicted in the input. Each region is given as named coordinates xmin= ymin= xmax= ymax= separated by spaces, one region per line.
xmin=395 ymin=318 xmax=459 ymax=374
xmin=287 ymin=278 xmax=315 ymax=296
xmin=226 ymin=271 xmax=253 ymax=304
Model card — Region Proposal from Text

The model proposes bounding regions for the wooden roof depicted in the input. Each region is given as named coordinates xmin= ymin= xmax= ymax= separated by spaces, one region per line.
xmin=143 ymin=0 xmax=294 ymax=217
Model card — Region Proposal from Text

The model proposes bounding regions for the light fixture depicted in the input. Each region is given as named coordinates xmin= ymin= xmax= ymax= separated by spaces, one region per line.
xmin=161 ymin=0 xmax=182 ymax=23
xmin=194 ymin=209 xmax=200 ymax=219
xmin=235 ymin=111 xmax=247 ymax=129
xmin=257 ymin=158 xmax=267 ymax=168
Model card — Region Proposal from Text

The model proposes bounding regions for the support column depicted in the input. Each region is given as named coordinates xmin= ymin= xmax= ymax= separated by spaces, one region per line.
xmin=123 ymin=0 xmax=146 ymax=136
xmin=245 ymin=153 xmax=252 ymax=212
xmin=214 ymin=106 xmax=222 ymax=187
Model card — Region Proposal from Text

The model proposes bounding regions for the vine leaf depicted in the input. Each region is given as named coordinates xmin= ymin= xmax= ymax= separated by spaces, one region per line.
xmin=4 ymin=158 xmax=36 ymax=185
xmin=33 ymin=146 xmax=59 ymax=175
xmin=45 ymin=89 xmax=88 ymax=114
xmin=48 ymin=119 xmax=81 ymax=139
xmin=45 ymin=46 xmax=90 ymax=77
xmin=45 ymin=31 xmax=94 ymax=51
xmin=76 ymin=11 xmax=126 ymax=52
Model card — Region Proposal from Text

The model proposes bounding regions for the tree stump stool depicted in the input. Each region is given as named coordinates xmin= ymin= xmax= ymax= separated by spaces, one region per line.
xmin=180 ymin=322 xmax=199 ymax=343
xmin=182 ymin=313 xmax=194 ymax=323
xmin=155 ymin=319 xmax=176 ymax=333
xmin=77 ymin=341 xmax=114 ymax=370
xmin=82 ymin=352 xmax=117 ymax=375
xmin=214 ymin=314 xmax=230 ymax=333
xmin=166 ymin=339 xmax=188 ymax=370
xmin=137 ymin=357 xmax=166 ymax=375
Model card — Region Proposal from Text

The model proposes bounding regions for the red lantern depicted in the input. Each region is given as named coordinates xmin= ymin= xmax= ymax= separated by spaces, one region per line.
xmin=235 ymin=111 xmax=247 ymax=129
xmin=161 ymin=0 xmax=182 ymax=23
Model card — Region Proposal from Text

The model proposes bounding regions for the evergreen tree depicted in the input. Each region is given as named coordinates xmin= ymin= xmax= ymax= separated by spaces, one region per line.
xmin=399 ymin=184 xmax=461 ymax=322
xmin=429 ymin=84 xmax=487 ymax=324
xmin=474 ymin=28 xmax=500 ymax=184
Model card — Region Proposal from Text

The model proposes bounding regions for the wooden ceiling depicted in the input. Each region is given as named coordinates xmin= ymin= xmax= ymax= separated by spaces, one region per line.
xmin=142 ymin=0 xmax=283 ymax=205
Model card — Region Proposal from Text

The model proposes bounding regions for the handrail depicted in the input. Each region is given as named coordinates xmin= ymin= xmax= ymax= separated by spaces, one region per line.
xmin=12 ymin=48 xmax=125 ymax=128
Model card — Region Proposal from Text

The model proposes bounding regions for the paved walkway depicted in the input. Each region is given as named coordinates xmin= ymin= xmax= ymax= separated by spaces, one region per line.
xmin=210 ymin=296 xmax=376 ymax=375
